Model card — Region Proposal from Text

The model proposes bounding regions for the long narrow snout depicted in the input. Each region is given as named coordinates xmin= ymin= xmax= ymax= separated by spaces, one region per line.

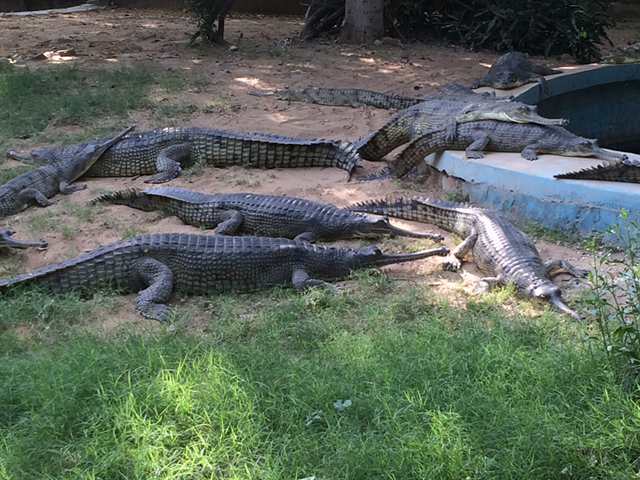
xmin=548 ymin=294 xmax=584 ymax=321
xmin=383 ymin=223 xmax=444 ymax=241
xmin=592 ymin=148 xmax=628 ymax=163
xmin=5 ymin=150 xmax=34 ymax=163
xmin=507 ymin=111 xmax=568 ymax=126
xmin=371 ymin=245 xmax=449 ymax=267
xmin=0 ymin=230 xmax=47 ymax=249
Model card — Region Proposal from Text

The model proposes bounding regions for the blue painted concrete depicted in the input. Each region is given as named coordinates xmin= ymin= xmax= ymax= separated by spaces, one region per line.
xmin=429 ymin=65 xmax=640 ymax=240
xmin=428 ymin=150 xmax=639 ymax=237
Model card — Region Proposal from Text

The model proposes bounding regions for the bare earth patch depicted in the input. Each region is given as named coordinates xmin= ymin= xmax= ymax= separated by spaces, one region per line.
xmin=1 ymin=7 xmax=631 ymax=329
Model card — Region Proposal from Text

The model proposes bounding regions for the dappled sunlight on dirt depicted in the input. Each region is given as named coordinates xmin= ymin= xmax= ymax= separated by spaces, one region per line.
xmin=1 ymin=8 xmax=630 ymax=329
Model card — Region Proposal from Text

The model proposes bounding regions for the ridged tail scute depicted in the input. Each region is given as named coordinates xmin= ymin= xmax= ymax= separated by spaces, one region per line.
xmin=338 ymin=141 xmax=362 ymax=181
xmin=355 ymin=168 xmax=395 ymax=181
xmin=88 ymin=188 xmax=146 ymax=206
xmin=554 ymin=159 xmax=640 ymax=184
xmin=87 ymin=189 xmax=161 ymax=212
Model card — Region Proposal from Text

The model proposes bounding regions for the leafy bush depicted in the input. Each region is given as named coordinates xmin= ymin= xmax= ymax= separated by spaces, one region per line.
xmin=440 ymin=0 xmax=613 ymax=63
xmin=186 ymin=0 xmax=235 ymax=44
xmin=585 ymin=210 xmax=640 ymax=384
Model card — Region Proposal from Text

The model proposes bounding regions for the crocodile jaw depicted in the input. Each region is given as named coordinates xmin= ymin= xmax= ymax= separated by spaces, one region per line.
xmin=501 ymin=111 xmax=568 ymax=126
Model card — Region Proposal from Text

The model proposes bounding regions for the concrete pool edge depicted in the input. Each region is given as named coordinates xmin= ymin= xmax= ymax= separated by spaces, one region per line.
xmin=428 ymin=64 xmax=640 ymax=241
xmin=427 ymin=150 xmax=639 ymax=238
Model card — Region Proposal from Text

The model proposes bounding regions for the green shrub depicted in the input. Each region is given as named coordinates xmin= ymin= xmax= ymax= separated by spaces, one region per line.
xmin=585 ymin=210 xmax=640 ymax=384
xmin=186 ymin=0 xmax=235 ymax=44
xmin=382 ymin=0 xmax=613 ymax=63
xmin=440 ymin=0 xmax=613 ymax=63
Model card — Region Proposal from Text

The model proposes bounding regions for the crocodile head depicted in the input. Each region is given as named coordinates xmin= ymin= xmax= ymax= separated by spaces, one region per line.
xmin=347 ymin=244 xmax=450 ymax=269
xmin=350 ymin=214 xmax=444 ymax=241
xmin=492 ymin=71 xmax=530 ymax=90
xmin=0 ymin=230 xmax=47 ymax=250
xmin=555 ymin=137 xmax=628 ymax=163
xmin=529 ymin=282 xmax=583 ymax=321
xmin=493 ymin=102 xmax=569 ymax=125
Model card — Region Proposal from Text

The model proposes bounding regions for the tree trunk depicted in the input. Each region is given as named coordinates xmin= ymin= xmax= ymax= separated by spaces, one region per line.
xmin=339 ymin=0 xmax=384 ymax=45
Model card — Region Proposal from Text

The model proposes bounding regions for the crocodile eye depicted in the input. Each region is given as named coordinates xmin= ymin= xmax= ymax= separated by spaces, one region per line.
xmin=580 ymin=140 xmax=591 ymax=147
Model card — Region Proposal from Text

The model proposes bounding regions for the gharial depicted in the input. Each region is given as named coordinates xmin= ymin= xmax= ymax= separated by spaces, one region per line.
xmin=470 ymin=52 xmax=563 ymax=97
xmin=354 ymin=96 xmax=567 ymax=162
xmin=357 ymin=120 xmax=628 ymax=180
xmin=248 ymin=81 xmax=508 ymax=110
xmin=0 ymin=125 xmax=135 ymax=218
xmin=346 ymin=197 xmax=587 ymax=320
xmin=0 ymin=233 xmax=449 ymax=322
xmin=89 ymin=187 xmax=444 ymax=242
xmin=6 ymin=127 xmax=362 ymax=183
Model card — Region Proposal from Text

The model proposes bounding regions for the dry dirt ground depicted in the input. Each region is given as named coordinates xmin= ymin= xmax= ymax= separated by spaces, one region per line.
xmin=0 ymin=7 xmax=635 ymax=331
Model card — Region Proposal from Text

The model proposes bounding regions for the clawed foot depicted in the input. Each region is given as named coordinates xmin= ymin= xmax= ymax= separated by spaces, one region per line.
xmin=136 ymin=299 xmax=174 ymax=322
xmin=473 ymin=280 xmax=491 ymax=294
xmin=465 ymin=151 xmax=485 ymax=159
xmin=442 ymin=254 xmax=462 ymax=271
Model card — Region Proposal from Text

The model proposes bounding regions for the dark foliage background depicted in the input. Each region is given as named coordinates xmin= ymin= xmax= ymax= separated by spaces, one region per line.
xmin=303 ymin=0 xmax=613 ymax=63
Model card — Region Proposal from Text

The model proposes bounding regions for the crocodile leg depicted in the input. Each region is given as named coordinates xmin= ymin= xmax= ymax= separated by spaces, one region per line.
xmin=443 ymin=229 xmax=478 ymax=271
xmin=212 ymin=210 xmax=244 ymax=235
xmin=132 ymin=257 xmax=175 ymax=322
xmin=520 ymin=144 xmax=541 ymax=161
xmin=17 ymin=188 xmax=56 ymax=208
xmin=474 ymin=276 xmax=503 ymax=293
xmin=59 ymin=180 xmax=87 ymax=194
xmin=292 ymin=268 xmax=335 ymax=290
xmin=144 ymin=143 xmax=190 ymax=184
xmin=544 ymin=259 xmax=589 ymax=278
xmin=535 ymin=75 xmax=551 ymax=98
xmin=464 ymin=133 xmax=490 ymax=159
xmin=293 ymin=232 xmax=317 ymax=242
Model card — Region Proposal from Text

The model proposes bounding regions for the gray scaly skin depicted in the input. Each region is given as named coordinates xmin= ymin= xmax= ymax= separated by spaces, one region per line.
xmin=470 ymin=52 xmax=563 ymax=97
xmin=248 ymin=82 xmax=507 ymax=110
xmin=554 ymin=157 xmax=640 ymax=183
xmin=355 ymin=99 xmax=567 ymax=161
xmin=358 ymin=120 xmax=629 ymax=181
xmin=346 ymin=197 xmax=586 ymax=320
xmin=249 ymin=87 xmax=425 ymax=110
xmin=6 ymin=127 xmax=361 ymax=183
xmin=601 ymin=43 xmax=640 ymax=64
xmin=0 ymin=230 xmax=47 ymax=249
xmin=0 ymin=233 xmax=449 ymax=322
xmin=0 ymin=125 xmax=135 ymax=217
xmin=89 ymin=187 xmax=444 ymax=242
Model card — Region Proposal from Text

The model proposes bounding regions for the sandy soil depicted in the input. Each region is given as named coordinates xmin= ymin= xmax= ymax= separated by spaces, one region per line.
xmin=1 ymin=7 xmax=632 ymax=330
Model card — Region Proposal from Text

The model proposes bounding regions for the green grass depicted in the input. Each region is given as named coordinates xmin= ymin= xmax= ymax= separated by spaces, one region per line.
xmin=0 ymin=62 xmax=208 ymax=151
xmin=0 ymin=275 xmax=638 ymax=479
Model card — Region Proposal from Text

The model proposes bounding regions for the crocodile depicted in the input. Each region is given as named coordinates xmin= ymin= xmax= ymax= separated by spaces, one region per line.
xmin=554 ymin=157 xmax=640 ymax=183
xmin=356 ymin=98 xmax=567 ymax=161
xmin=89 ymin=187 xmax=445 ymax=241
xmin=358 ymin=120 xmax=628 ymax=181
xmin=0 ymin=125 xmax=135 ymax=217
xmin=470 ymin=52 xmax=563 ymax=97
xmin=0 ymin=229 xmax=47 ymax=249
xmin=248 ymin=81 xmax=508 ymax=110
xmin=6 ymin=127 xmax=361 ymax=183
xmin=0 ymin=233 xmax=449 ymax=322
xmin=601 ymin=43 xmax=640 ymax=64
xmin=346 ymin=197 xmax=586 ymax=320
